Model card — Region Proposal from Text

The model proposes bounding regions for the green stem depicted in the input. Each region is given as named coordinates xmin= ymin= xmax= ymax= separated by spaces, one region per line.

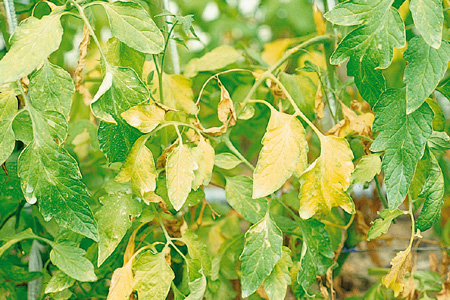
xmin=223 ymin=136 xmax=255 ymax=170
xmin=155 ymin=211 xmax=187 ymax=261
xmin=374 ymin=176 xmax=388 ymax=209
xmin=71 ymin=0 xmax=108 ymax=63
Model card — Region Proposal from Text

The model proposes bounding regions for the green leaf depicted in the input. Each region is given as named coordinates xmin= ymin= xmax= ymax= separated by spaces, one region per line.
xmin=166 ymin=144 xmax=197 ymax=211
xmin=0 ymin=229 xmax=37 ymax=257
xmin=0 ymin=90 xmax=18 ymax=165
xmin=263 ymin=246 xmax=292 ymax=300
xmin=413 ymin=149 xmax=445 ymax=231
xmin=12 ymin=110 xmax=33 ymax=145
xmin=49 ymin=242 xmax=97 ymax=282
xmin=239 ymin=212 xmax=283 ymax=297
xmin=181 ymin=230 xmax=212 ymax=277
xmin=211 ymin=234 xmax=244 ymax=281
xmin=367 ymin=209 xmax=405 ymax=241
xmin=351 ymin=153 xmax=382 ymax=185
xmin=116 ymin=135 xmax=158 ymax=197
xmin=404 ymin=36 xmax=450 ymax=113
xmin=45 ymin=270 xmax=75 ymax=294
xmin=253 ymin=109 xmax=307 ymax=198
xmin=409 ymin=0 xmax=444 ymax=49
xmin=325 ymin=1 xmax=405 ymax=106
xmin=184 ymin=45 xmax=242 ymax=77
xmin=29 ymin=60 xmax=74 ymax=118
xmin=214 ymin=153 xmax=242 ymax=169
xmin=133 ymin=250 xmax=175 ymax=300
xmin=225 ymin=176 xmax=268 ymax=223
xmin=18 ymin=137 xmax=98 ymax=240
xmin=324 ymin=0 xmax=392 ymax=26
xmin=92 ymin=66 xmax=149 ymax=124
xmin=427 ymin=131 xmax=450 ymax=154
xmin=0 ymin=260 xmax=41 ymax=283
xmin=279 ymin=72 xmax=315 ymax=120
xmin=297 ymin=219 xmax=334 ymax=294
xmin=0 ymin=12 xmax=63 ymax=83
xmin=105 ymin=37 xmax=146 ymax=75
xmin=98 ymin=119 xmax=142 ymax=163
xmin=100 ymin=1 xmax=164 ymax=54
xmin=95 ymin=191 xmax=142 ymax=266
xmin=186 ymin=259 xmax=207 ymax=300
xmin=371 ymin=88 xmax=434 ymax=208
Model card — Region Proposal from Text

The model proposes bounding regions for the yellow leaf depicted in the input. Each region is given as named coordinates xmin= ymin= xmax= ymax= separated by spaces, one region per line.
xmin=107 ymin=260 xmax=133 ymax=300
xmin=121 ymin=102 xmax=165 ymax=133
xmin=217 ymin=80 xmax=237 ymax=126
xmin=166 ymin=144 xmax=197 ymax=210
xmin=253 ymin=109 xmax=307 ymax=198
xmin=382 ymin=246 xmax=412 ymax=297
xmin=261 ymin=38 xmax=294 ymax=65
xmin=184 ymin=45 xmax=242 ymax=77
xmin=116 ymin=135 xmax=157 ymax=197
xmin=313 ymin=5 xmax=326 ymax=35
xmin=71 ymin=130 xmax=91 ymax=161
xmin=153 ymin=73 xmax=197 ymax=113
xmin=299 ymin=135 xmax=354 ymax=218
xmin=191 ymin=137 xmax=215 ymax=190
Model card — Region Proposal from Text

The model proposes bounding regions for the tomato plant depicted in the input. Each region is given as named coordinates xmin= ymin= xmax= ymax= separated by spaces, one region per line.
xmin=1 ymin=0 xmax=450 ymax=299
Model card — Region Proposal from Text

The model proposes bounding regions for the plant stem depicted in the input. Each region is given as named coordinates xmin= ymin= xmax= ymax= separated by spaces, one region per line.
xmin=223 ymin=136 xmax=255 ymax=170
xmin=374 ymin=175 xmax=388 ymax=209
xmin=71 ymin=0 xmax=107 ymax=63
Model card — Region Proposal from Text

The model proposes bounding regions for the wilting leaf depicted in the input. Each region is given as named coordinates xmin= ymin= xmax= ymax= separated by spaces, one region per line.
xmin=166 ymin=144 xmax=197 ymax=210
xmin=253 ymin=109 xmax=307 ymax=198
xmin=152 ymin=73 xmax=197 ymax=113
xmin=299 ymin=135 xmax=354 ymax=219
xmin=107 ymin=260 xmax=133 ymax=300
xmin=327 ymin=100 xmax=374 ymax=138
xmin=133 ymin=250 xmax=175 ymax=300
xmin=382 ymin=246 xmax=412 ymax=296
xmin=0 ymin=12 xmax=63 ymax=83
xmin=116 ymin=135 xmax=158 ymax=197
xmin=240 ymin=212 xmax=283 ymax=297
xmin=217 ymin=81 xmax=237 ymax=126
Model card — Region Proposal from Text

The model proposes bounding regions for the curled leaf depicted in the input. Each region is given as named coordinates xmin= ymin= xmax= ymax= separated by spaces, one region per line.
xmin=382 ymin=246 xmax=412 ymax=296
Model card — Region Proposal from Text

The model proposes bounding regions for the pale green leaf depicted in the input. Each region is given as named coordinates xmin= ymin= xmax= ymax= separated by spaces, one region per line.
xmin=371 ymin=88 xmax=433 ymax=208
xmin=95 ymin=191 xmax=142 ymax=266
xmin=166 ymin=144 xmax=197 ymax=210
xmin=263 ymin=246 xmax=292 ymax=300
xmin=191 ymin=138 xmax=215 ymax=190
xmin=404 ymin=36 xmax=450 ymax=113
xmin=0 ymin=13 xmax=63 ymax=83
xmin=351 ymin=153 xmax=382 ymax=185
xmin=49 ymin=242 xmax=97 ymax=282
xmin=240 ymin=212 xmax=283 ymax=297
xmin=0 ymin=90 xmax=18 ymax=165
xmin=29 ymin=60 xmax=74 ymax=118
xmin=105 ymin=37 xmax=145 ymax=75
xmin=100 ymin=1 xmax=164 ymax=54
xmin=133 ymin=250 xmax=175 ymax=300
xmin=121 ymin=102 xmax=165 ymax=133
xmin=186 ymin=259 xmax=207 ymax=300
xmin=225 ymin=176 xmax=267 ymax=223
xmin=367 ymin=209 xmax=406 ymax=241
xmin=299 ymin=135 xmax=354 ymax=219
xmin=184 ymin=45 xmax=242 ymax=77
xmin=116 ymin=135 xmax=157 ymax=197
xmin=181 ymin=230 xmax=212 ymax=277
xmin=45 ymin=271 xmax=75 ymax=294
xmin=253 ymin=109 xmax=307 ymax=198
xmin=214 ymin=153 xmax=242 ymax=169
xmin=12 ymin=110 xmax=33 ymax=145
xmin=409 ymin=0 xmax=444 ymax=49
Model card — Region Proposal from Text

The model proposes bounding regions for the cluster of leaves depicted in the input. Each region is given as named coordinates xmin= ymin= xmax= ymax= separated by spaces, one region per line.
xmin=1 ymin=0 xmax=450 ymax=299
